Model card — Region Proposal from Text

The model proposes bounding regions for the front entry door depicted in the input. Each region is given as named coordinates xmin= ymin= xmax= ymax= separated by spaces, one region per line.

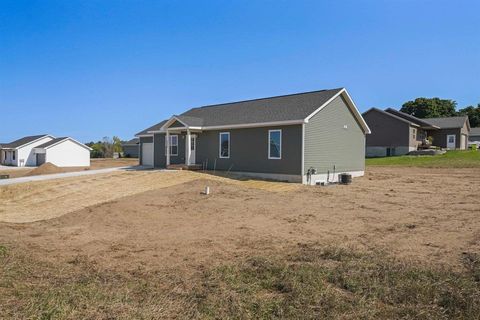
xmin=446 ymin=135 xmax=456 ymax=149
xmin=190 ymin=136 xmax=196 ymax=164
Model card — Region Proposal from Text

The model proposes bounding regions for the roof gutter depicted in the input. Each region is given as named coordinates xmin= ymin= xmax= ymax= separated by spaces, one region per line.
xmin=148 ymin=120 xmax=306 ymax=133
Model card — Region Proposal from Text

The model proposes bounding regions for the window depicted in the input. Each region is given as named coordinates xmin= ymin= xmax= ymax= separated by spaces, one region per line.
xmin=412 ymin=128 xmax=416 ymax=140
xmin=268 ymin=129 xmax=282 ymax=159
xmin=12 ymin=151 xmax=15 ymax=161
xmin=219 ymin=132 xmax=230 ymax=158
xmin=448 ymin=135 xmax=455 ymax=143
xmin=165 ymin=135 xmax=178 ymax=156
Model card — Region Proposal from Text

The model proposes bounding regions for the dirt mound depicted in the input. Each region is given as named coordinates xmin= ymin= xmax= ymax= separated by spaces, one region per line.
xmin=25 ymin=162 xmax=66 ymax=177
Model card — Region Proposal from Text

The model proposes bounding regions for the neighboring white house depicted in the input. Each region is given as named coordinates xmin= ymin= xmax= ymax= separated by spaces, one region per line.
xmin=0 ymin=135 xmax=91 ymax=167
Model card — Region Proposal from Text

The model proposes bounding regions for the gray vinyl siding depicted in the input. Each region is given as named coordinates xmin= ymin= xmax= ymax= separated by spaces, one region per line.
xmin=139 ymin=136 xmax=153 ymax=165
xmin=122 ymin=145 xmax=139 ymax=158
xmin=304 ymin=95 xmax=365 ymax=174
xmin=153 ymin=133 xmax=186 ymax=166
xmin=154 ymin=133 xmax=166 ymax=167
xmin=363 ymin=109 xmax=410 ymax=148
xmin=470 ymin=134 xmax=480 ymax=142
xmin=196 ymin=125 xmax=302 ymax=175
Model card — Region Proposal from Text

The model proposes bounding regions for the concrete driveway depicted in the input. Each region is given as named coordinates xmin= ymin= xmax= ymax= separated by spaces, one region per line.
xmin=0 ymin=166 xmax=134 ymax=186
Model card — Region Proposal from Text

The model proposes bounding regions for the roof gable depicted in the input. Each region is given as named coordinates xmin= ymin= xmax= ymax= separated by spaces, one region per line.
xmin=363 ymin=108 xmax=420 ymax=127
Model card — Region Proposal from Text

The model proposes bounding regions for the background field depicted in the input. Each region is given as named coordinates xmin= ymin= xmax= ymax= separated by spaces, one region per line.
xmin=366 ymin=150 xmax=480 ymax=168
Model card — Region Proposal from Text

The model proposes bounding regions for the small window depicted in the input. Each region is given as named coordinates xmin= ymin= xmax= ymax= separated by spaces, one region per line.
xmin=165 ymin=135 xmax=178 ymax=156
xmin=12 ymin=151 xmax=15 ymax=160
xmin=448 ymin=136 xmax=455 ymax=143
xmin=412 ymin=128 xmax=416 ymax=140
xmin=219 ymin=132 xmax=230 ymax=158
xmin=268 ymin=129 xmax=282 ymax=159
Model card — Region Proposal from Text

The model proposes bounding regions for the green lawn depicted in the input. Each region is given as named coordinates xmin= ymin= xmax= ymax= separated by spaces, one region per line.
xmin=366 ymin=150 xmax=480 ymax=168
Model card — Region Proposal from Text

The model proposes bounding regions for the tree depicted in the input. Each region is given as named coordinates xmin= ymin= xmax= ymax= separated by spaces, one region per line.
xmin=112 ymin=136 xmax=123 ymax=153
xmin=400 ymin=98 xmax=457 ymax=118
xmin=457 ymin=104 xmax=480 ymax=128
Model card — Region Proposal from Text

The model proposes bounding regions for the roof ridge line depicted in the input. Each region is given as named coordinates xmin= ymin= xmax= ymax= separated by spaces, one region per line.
xmin=188 ymin=88 xmax=344 ymax=111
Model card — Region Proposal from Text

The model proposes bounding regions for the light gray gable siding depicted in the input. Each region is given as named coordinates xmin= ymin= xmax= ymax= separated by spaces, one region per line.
xmin=196 ymin=125 xmax=302 ymax=175
xmin=304 ymin=95 xmax=365 ymax=174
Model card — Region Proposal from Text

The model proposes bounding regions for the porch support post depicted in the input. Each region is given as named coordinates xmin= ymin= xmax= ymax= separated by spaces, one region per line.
xmin=185 ymin=129 xmax=191 ymax=165
xmin=166 ymin=131 xmax=170 ymax=166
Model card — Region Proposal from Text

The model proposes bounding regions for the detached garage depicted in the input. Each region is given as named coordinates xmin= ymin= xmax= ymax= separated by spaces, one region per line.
xmin=33 ymin=137 xmax=92 ymax=167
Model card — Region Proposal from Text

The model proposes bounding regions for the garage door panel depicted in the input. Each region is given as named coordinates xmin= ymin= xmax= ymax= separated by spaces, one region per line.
xmin=142 ymin=143 xmax=154 ymax=166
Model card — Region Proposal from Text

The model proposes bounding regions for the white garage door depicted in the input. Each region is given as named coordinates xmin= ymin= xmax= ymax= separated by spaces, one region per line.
xmin=141 ymin=143 xmax=154 ymax=166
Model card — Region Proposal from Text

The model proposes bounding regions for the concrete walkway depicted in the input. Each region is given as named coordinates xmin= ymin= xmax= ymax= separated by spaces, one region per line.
xmin=0 ymin=166 xmax=135 ymax=186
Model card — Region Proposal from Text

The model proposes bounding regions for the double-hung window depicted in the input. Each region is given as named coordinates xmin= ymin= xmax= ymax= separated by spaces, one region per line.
xmin=165 ymin=135 xmax=178 ymax=156
xmin=268 ymin=129 xmax=282 ymax=159
xmin=219 ymin=132 xmax=230 ymax=158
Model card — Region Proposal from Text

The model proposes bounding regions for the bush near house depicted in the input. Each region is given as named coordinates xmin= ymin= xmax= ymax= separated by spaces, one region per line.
xmin=366 ymin=150 xmax=480 ymax=168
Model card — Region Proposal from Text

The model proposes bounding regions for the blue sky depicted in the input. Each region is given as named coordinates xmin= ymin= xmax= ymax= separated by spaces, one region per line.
xmin=1 ymin=0 xmax=479 ymax=142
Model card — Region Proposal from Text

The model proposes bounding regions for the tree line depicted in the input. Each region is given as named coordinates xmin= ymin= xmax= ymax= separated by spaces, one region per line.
xmin=85 ymin=136 xmax=123 ymax=158
xmin=399 ymin=98 xmax=480 ymax=127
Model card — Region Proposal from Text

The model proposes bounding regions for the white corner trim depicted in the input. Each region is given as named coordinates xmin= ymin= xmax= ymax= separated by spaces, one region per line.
xmin=219 ymin=132 xmax=230 ymax=158
xmin=304 ymin=88 xmax=371 ymax=134
xmin=268 ymin=129 xmax=282 ymax=160
xmin=301 ymin=123 xmax=305 ymax=177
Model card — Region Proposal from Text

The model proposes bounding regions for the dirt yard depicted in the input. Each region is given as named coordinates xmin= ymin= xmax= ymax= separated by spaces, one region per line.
xmin=1 ymin=167 xmax=479 ymax=267
xmin=1 ymin=167 xmax=479 ymax=318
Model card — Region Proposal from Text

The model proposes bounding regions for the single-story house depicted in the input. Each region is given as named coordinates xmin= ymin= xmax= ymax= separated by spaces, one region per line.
xmin=468 ymin=127 xmax=480 ymax=145
xmin=0 ymin=134 xmax=91 ymax=167
xmin=135 ymin=88 xmax=371 ymax=184
xmin=122 ymin=138 xmax=140 ymax=158
xmin=363 ymin=108 xmax=470 ymax=157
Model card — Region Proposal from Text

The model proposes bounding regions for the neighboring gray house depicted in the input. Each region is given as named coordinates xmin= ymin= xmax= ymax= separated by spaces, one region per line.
xmin=135 ymin=88 xmax=371 ymax=184
xmin=363 ymin=108 xmax=470 ymax=157
xmin=122 ymin=138 xmax=139 ymax=158
xmin=468 ymin=127 xmax=480 ymax=144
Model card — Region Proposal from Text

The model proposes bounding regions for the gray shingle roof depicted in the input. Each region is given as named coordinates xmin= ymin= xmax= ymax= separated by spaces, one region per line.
xmin=177 ymin=88 xmax=343 ymax=127
xmin=470 ymin=127 xmax=480 ymax=135
xmin=364 ymin=108 xmax=420 ymax=127
xmin=135 ymin=120 xmax=168 ymax=136
xmin=35 ymin=137 xmax=68 ymax=149
xmin=122 ymin=138 xmax=139 ymax=146
xmin=385 ymin=108 xmax=439 ymax=128
xmin=424 ymin=116 xmax=468 ymax=129
xmin=1 ymin=134 xmax=50 ymax=149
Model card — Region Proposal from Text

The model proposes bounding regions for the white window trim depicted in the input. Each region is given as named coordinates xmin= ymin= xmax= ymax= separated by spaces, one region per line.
xmin=219 ymin=132 xmax=230 ymax=159
xmin=165 ymin=135 xmax=178 ymax=156
xmin=268 ymin=129 xmax=282 ymax=160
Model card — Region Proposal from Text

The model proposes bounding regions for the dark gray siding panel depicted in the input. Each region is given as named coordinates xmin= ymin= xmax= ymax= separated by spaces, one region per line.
xmin=428 ymin=128 xmax=461 ymax=148
xmin=305 ymin=95 xmax=365 ymax=173
xmin=139 ymin=136 xmax=153 ymax=165
xmin=154 ymin=133 xmax=166 ymax=168
xmin=123 ymin=145 xmax=139 ymax=158
xmin=363 ymin=109 xmax=410 ymax=147
xmin=196 ymin=125 xmax=302 ymax=175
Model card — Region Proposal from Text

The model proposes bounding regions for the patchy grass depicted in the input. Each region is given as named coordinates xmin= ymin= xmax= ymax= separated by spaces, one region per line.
xmin=366 ymin=150 xmax=480 ymax=168
xmin=1 ymin=244 xmax=479 ymax=319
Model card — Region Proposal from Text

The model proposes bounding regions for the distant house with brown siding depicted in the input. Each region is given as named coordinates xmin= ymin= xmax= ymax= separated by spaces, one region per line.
xmin=363 ymin=108 xmax=470 ymax=157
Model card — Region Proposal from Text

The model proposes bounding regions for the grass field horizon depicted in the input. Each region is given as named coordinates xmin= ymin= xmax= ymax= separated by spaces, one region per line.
xmin=366 ymin=150 xmax=480 ymax=168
